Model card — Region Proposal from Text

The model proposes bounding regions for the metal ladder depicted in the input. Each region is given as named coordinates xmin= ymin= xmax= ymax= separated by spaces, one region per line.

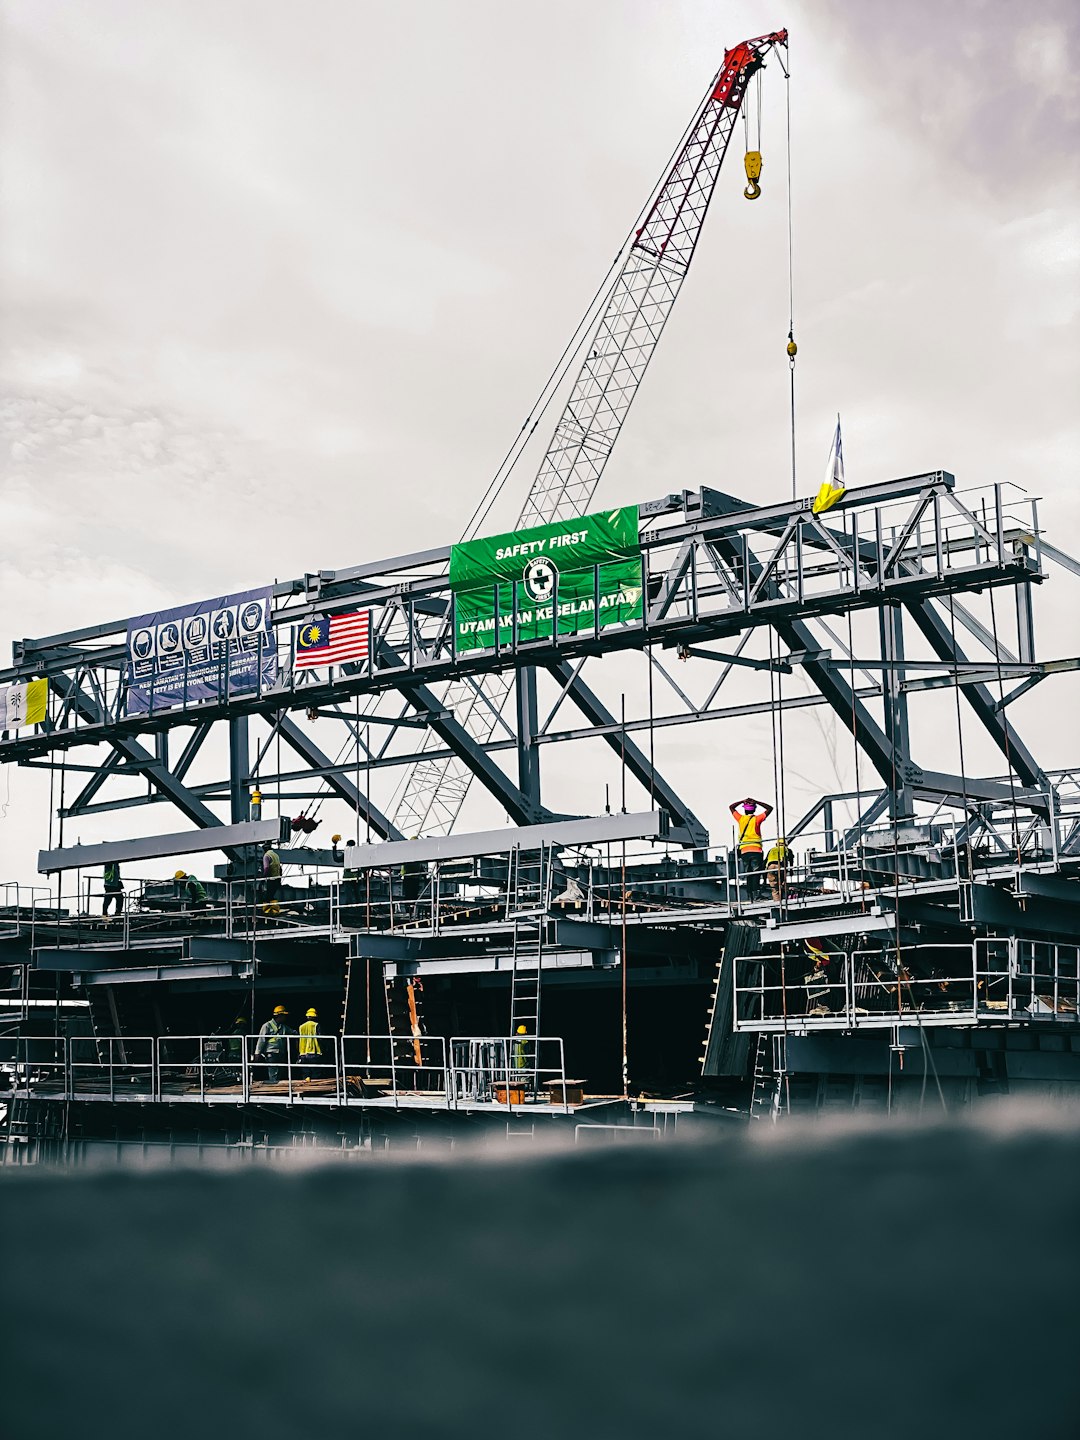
xmin=748 ymin=1033 xmax=785 ymax=1124
xmin=506 ymin=844 xmax=550 ymax=918
xmin=509 ymin=920 xmax=543 ymax=1040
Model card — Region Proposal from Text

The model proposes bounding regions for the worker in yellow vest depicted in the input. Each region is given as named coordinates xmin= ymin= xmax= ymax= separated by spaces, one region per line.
xmin=729 ymin=795 xmax=774 ymax=900
xmin=298 ymin=1006 xmax=325 ymax=1081
xmin=765 ymin=838 xmax=789 ymax=903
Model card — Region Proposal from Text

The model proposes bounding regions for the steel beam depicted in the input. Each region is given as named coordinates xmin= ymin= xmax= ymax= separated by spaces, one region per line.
xmin=900 ymin=765 xmax=1048 ymax=810
xmin=340 ymin=809 xmax=671 ymax=870
xmin=759 ymin=911 xmax=894 ymax=944
xmin=383 ymin=949 xmax=617 ymax=978
xmin=39 ymin=818 xmax=286 ymax=873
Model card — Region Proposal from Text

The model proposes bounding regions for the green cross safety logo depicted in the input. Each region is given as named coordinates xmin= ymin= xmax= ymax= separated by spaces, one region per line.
xmin=523 ymin=556 xmax=557 ymax=603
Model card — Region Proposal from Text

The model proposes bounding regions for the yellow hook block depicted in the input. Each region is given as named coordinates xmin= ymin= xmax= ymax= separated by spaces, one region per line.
xmin=743 ymin=150 xmax=762 ymax=200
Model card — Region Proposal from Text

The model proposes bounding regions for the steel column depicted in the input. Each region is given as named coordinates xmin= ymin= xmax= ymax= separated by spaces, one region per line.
xmin=515 ymin=667 xmax=542 ymax=815
xmin=228 ymin=717 xmax=250 ymax=825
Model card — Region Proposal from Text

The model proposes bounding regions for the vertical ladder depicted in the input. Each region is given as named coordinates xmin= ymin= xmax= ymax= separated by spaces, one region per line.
xmin=509 ymin=921 xmax=542 ymax=1041
xmin=748 ymin=1033 xmax=786 ymax=1123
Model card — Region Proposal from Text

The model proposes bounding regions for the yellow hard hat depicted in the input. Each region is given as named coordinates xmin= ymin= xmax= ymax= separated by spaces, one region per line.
xmin=516 ymin=1025 xmax=527 ymax=1034
xmin=174 ymin=870 xmax=186 ymax=880
xmin=273 ymin=1005 xmax=288 ymax=1015
xmin=306 ymin=1008 xmax=317 ymax=1018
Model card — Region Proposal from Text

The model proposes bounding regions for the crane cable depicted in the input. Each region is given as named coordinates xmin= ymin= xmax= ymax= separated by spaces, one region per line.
xmin=782 ymin=45 xmax=797 ymax=501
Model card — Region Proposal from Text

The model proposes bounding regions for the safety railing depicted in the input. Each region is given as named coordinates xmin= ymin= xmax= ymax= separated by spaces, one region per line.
xmin=22 ymin=794 xmax=1076 ymax=959
xmin=0 ymin=882 xmax=54 ymax=942
xmin=0 ymin=1036 xmax=68 ymax=1096
xmin=70 ymin=1035 xmax=156 ymax=1099
xmin=733 ymin=943 xmax=981 ymax=1032
xmin=0 ymin=1031 xmax=574 ymax=1110
xmin=449 ymin=1036 xmax=569 ymax=1109
xmin=976 ymin=938 xmax=1080 ymax=1022
xmin=339 ymin=1033 xmax=448 ymax=1106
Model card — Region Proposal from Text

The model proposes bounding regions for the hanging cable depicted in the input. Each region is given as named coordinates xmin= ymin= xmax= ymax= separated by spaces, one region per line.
xmin=988 ymin=580 xmax=1023 ymax=865
xmin=784 ymin=48 xmax=797 ymax=500
xmin=847 ymin=606 xmax=868 ymax=914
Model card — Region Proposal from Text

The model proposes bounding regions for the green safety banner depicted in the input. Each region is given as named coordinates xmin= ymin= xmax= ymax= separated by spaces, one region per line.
xmin=449 ymin=506 xmax=643 ymax=654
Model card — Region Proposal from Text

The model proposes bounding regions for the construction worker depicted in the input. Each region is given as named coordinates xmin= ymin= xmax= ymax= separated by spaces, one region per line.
xmin=102 ymin=860 xmax=124 ymax=917
xmin=729 ymin=796 xmax=773 ymax=900
xmin=174 ymin=870 xmax=208 ymax=909
xmin=298 ymin=1007 xmax=325 ymax=1081
xmin=261 ymin=840 xmax=282 ymax=916
xmin=225 ymin=1015 xmax=247 ymax=1082
xmin=804 ymin=938 xmax=833 ymax=1016
xmin=512 ymin=1024 xmax=532 ymax=1072
xmin=254 ymin=1004 xmax=294 ymax=1084
xmin=765 ymin=838 xmax=789 ymax=903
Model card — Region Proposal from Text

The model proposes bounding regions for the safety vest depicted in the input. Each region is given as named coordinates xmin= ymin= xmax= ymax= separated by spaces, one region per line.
xmin=765 ymin=842 xmax=788 ymax=866
xmin=185 ymin=875 xmax=207 ymax=902
xmin=104 ymin=862 xmax=121 ymax=889
xmin=736 ymin=812 xmax=765 ymax=852
xmin=257 ymin=1017 xmax=288 ymax=1056
xmin=263 ymin=850 xmax=282 ymax=878
xmin=299 ymin=1020 xmax=322 ymax=1056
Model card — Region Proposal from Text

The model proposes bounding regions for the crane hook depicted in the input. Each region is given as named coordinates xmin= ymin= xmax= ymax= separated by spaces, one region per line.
xmin=743 ymin=150 xmax=762 ymax=200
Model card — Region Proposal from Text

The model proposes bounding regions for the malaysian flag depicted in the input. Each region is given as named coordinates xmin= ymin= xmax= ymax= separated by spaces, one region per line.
xmin=295 ymin=609 xmax=371 ymax=669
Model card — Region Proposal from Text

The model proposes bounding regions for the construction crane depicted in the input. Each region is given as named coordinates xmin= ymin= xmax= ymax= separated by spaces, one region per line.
xmin=392 ymin=29 xmax=789 ymax=837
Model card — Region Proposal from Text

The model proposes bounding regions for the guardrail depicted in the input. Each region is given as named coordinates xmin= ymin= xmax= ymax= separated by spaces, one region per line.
xmin=976 ymin=938 xmax=1080 ymax=1022
xmin=0 ymin=1032 xmax=571 ymax=1111
xmin=19 ymin=794 xmax=1080 ymax=950
xmin=734 ymin=936 xmax=1080 ymax=1032
xmin=734 ymin=943 xmax=981 ymax=1032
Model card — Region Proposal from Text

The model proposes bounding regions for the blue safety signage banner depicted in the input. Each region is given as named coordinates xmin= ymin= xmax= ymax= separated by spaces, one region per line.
xmin=125 ymin=587 xmax=276 ymax=714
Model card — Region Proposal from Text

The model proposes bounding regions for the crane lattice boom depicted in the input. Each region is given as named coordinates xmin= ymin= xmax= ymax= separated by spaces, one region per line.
xmin=392 ymin=30 xmax=788 ymax=838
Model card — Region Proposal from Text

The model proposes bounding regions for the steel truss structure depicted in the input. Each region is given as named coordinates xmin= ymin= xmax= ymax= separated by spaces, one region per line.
xmin=0 ymin=469 xmax=1064 ymax=851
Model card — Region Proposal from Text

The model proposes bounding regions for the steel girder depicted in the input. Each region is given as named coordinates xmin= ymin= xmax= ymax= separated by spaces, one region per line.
xmin=3 ymin=476 xmax=1057 ymax=849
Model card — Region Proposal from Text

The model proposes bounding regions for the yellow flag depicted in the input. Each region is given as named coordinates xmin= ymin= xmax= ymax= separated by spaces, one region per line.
xmin=812 ymin=480 xmax=846 ymax=515
xmin=24 ymin=678 xmax=48 ymax=726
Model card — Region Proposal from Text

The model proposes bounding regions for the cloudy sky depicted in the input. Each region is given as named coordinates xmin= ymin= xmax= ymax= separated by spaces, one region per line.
xmin=1 ymin=0 xmax=1078 ymax=884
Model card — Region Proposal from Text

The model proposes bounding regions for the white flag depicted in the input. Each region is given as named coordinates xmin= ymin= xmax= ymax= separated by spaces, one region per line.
xmin=813 ymin=415 xmax=846 ymax=514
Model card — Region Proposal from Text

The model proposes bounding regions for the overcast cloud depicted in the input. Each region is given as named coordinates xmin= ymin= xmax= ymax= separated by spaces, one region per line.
xmin=1 ymin=0 xmax=1078 ymax=883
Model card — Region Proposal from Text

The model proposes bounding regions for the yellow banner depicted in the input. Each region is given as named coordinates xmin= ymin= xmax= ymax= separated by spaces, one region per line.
xmin=0 ymin=678 xmax=48 ymax=729
xmin=24 ymin=678 xmax=48 ymax=726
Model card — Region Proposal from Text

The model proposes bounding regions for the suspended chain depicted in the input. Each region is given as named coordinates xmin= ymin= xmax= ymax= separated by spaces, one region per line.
xmin=392 ymin=33 xmax=787 ymax=837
